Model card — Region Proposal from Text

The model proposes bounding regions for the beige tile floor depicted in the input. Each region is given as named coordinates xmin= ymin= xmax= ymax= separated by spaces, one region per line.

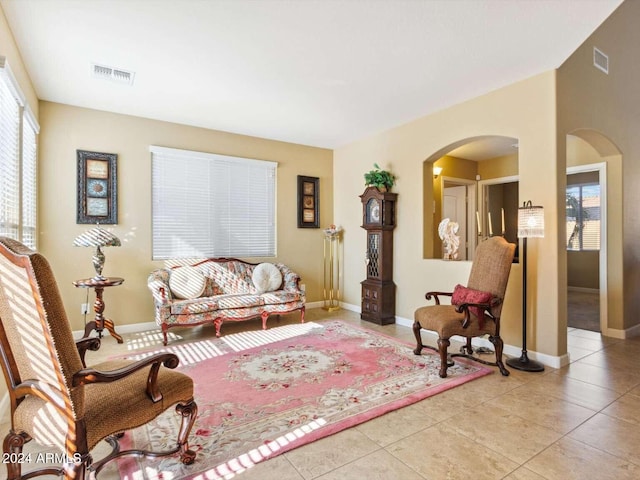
xmin=2 ymin=309 xmax=639 ymax=480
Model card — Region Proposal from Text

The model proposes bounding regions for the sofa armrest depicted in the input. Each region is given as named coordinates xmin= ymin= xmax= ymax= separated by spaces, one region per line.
xmin=147 ymin=269 xmax=173 ymax=306
xmin=277 ymin=263 xmax=303 ymax=292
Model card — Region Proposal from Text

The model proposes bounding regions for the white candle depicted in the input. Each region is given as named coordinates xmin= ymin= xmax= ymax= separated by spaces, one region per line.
xmin=488 ymin=212 xmax=493 ymax=236
xmin=501 ymin=208 xmax=505 ymax=235
xmin=476 ymin=211 xmax=481 ymax=235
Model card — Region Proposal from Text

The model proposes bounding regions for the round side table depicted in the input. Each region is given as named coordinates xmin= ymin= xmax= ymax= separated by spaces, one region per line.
xmin=73 ymin=276 xmax=124 ymax=344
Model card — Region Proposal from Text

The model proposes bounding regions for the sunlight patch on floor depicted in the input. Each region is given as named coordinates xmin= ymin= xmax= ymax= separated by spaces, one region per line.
xmin=122 ymin=322 xmax=323 ymax=365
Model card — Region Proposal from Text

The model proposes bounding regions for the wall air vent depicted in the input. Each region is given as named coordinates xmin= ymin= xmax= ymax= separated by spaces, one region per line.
xmin=91 ymin=63 xmax=135 ymax=85
xmin=593 ymin=47 xmax=609 ymax=74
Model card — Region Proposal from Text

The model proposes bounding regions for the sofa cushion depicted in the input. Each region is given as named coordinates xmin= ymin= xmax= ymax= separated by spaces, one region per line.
xmin=260 ymin=291 xmax=302 ymax=305
xmin=170 ymin=297 xmax=220 ymax=316
xmin=217 ymin=294 xmax=265 ymax=310
xmin=252 ymin=263 xmax=283 ymax=293
xmin=169 ymin=266 xmax=207 ymax=299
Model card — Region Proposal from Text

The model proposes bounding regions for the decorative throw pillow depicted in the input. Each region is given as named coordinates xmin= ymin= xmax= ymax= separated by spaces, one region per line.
xmin=451 ymin=284 xmax=493 ymax=328
xmin=252 ymin=263 xmax=283 ymax=293
xmin=169 ymin=266 xmax=207 ymax=299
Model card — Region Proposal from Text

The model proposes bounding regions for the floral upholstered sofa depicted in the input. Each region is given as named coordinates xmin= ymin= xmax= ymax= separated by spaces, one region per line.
xmin=147 ymin=258 xmax=306 ymax=345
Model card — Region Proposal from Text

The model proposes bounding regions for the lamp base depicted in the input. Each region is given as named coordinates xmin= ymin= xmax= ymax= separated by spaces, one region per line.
xmin=506 ymin=352 xmax=545 ymax=372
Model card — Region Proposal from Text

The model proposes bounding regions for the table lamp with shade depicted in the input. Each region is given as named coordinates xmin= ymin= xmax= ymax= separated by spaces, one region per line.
xmin=506 ymin=200 xmax=546 ymax=372
xmin=73 ymin=226 xmax=121 ymax=281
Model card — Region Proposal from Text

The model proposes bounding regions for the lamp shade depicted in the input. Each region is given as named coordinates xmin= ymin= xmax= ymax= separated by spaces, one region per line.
xmin=517 ymin=201 xmax=544 ymax=238
xmin=73 ymin=226 xmax=121 ymax=248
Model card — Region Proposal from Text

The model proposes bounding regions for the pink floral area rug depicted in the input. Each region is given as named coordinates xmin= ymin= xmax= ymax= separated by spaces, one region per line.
xmin=116 ymin=320 xmax=492 ymax=479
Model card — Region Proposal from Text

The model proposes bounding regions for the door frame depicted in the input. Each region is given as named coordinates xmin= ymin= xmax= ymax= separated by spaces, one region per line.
xmin=566 ymin=162 xmax=608 ymax=332
xmin=440 ymin=176 xmax=476 ymax=259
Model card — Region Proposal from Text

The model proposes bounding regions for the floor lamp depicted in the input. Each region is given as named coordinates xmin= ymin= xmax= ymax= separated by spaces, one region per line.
xmin=506 ymin=200 xmax=545 ymax=372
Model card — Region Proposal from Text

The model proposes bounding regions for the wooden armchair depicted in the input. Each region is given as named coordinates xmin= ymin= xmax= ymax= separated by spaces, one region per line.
xmin=0 ymin=237 xmax=198 ymax=479
xmin=413 ymin=236 xmax=515 ymax=378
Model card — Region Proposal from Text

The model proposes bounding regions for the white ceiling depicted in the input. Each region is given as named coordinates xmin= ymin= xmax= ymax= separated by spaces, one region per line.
xmin=0 ymin=0 xmax=623 ymax=150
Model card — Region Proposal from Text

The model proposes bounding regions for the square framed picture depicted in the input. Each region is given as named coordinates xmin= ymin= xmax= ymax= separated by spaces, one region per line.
xmin=77 ymin=150 xmax=118 ymax=224
xmin=297 ymin=175 xmax=319 ymax=228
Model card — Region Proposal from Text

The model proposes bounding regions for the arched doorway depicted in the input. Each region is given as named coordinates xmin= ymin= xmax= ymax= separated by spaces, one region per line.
xmin=566 ymin=130 xmax=622 ymax=338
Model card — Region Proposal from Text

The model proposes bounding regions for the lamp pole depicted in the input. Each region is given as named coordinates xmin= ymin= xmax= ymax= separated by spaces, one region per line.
xmin=506 ymin=201 xmax=545 ymax=372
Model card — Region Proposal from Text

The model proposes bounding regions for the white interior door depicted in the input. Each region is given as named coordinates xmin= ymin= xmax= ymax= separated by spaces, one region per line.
xmin=443 ymin=185 xmax=467 ymax=260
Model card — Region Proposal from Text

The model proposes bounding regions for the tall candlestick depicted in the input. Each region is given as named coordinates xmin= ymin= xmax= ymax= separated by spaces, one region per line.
xmin=501 ymin=208 xmax=505 ymax=235
xmin=488 ymin=212 xmax=493 ymax=236
xmin=476 ymin=211 xmax=481 ymax=235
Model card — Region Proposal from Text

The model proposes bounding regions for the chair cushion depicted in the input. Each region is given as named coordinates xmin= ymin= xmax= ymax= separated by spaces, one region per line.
xmin=451 ymin=284 xmax=493 ymax=328
xmin=13 ymin=359 xmax=194 ymax=452
xmin=252 ymin=263 xmax=283 ymax=293
xmin=169 ymin=266 xmax=207 ymax=299
xmin=414 ymin=304 xmax=496 ymax=338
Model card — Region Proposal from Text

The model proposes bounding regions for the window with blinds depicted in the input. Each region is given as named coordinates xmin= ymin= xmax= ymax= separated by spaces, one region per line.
xmin=566 ymin=183 xmax=600 ymax=251
xmin=0 ymin=57 xmax=38 ymax=249
xmin=151 ymin=146 xmax=277 ymax=260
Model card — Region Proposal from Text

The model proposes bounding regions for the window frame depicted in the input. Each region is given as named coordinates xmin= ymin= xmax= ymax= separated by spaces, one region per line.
xmin=0 ymin=57 xmax=39 ymax=249
xmin=566 ymin=181 xmax=601 ymax=252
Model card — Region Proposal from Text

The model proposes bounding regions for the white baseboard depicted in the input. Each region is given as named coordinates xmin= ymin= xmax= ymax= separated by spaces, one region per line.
xmin=70 ymin=304 xmax=322 ymax=339
xmin=340 ymin=302 xmax=567 ymax=369
xmin=603 ymin=322 xmax=640 ymax=340
xmin=72 ymin=321 xmax=157 ymax=339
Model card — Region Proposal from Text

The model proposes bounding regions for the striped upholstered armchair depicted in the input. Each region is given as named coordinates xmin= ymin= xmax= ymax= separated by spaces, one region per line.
xmin=413 ymin=236 xmax=516 ymax=378
xmin=0 ymin=237 xmax=198 ymax=479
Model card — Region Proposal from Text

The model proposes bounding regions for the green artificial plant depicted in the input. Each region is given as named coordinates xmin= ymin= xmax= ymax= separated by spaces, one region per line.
xmin=364 ymin=163 xmax=395 ymax=191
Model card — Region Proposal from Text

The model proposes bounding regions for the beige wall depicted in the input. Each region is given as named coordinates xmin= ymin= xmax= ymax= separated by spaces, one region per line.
xmin=478 ymin=153 xmax=518 ymax=179
xmin=335 ymin=71 xmax=560 ymax=357
xmin=558 ymin=0 xmax=633 ymax=332
xmin=38 ymin=102 xmax=333 ymax=332
xmin=0 ymin=6 xmax=38 ymax=118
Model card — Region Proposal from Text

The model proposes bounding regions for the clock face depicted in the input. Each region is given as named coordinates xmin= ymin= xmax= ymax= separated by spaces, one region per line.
xmin=367 ymin=198 xmax=381 ymax=224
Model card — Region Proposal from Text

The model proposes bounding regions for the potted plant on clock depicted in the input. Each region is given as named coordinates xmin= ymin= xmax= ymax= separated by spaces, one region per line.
xmin=364 ymin=163 xmax=395 ymax=192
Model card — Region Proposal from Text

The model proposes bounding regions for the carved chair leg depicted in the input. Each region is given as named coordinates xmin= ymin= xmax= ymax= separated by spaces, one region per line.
xmin=3 ymin=431 xmax=28 ymax=480
xmin=214 ymin=318 xmax=223 ymax=337
xmin=461 ymin=337 xmax=473 ymax=355
xmin=437 ymin=337 xmax=451 ymax=378
xmin=176 ymin=399 xmax=198 ymax=465
xmin=261 ymin=311 xmax=269 ymax=330
xmin=300 ymin=306 xmax=305 ymax=323
xmin=162 ymin=324 xmax=169 ymax=346
xmin=412 ymin=321 xmax=424 ymax=355
xmin=489 ymin=335 xmax=510 ymax=376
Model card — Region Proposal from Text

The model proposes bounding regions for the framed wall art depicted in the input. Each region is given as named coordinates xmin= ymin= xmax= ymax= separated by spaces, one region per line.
xmin=297 ymin=175 xmax=319 ymax=228
xmin=77 ymin=150 xmax=118 ymax=224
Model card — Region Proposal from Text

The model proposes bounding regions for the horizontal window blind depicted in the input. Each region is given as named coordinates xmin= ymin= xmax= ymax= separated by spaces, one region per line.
xmin=0 ymin=57 xmax=39 ymax=249
xmin=566 ymin=183 xmax=600 ymax=251
xmin=0 ymin=70 xmax=21 ymax=241
xmin=151 ymin=146 xmax=277 ymax=260
xmin=21 ymin=119 xmax=37 ymax=248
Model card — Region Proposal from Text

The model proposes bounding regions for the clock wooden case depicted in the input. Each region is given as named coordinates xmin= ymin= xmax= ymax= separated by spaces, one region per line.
xmin=360 ymin=186 xmax=397 ymax=325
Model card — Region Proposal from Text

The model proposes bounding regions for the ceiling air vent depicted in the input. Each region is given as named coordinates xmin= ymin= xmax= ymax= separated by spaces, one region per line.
xmin=91 ymin=63 xmax=135 ymax=85
xmin=593 ymin=47 xmax=609 ymax=74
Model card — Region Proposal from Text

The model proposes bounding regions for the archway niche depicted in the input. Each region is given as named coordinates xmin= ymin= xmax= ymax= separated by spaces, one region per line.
xmin=423 ymin=135 xmax=519 ymax=261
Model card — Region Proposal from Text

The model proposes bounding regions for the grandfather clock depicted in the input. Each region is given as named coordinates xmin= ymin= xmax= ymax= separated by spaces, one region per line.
xmin=360 ymin=186 xmax=397 ymax=325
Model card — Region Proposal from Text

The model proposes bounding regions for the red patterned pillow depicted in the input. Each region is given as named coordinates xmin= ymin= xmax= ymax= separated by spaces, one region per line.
xmin=451 ymin=284 xmax=493 ymax=328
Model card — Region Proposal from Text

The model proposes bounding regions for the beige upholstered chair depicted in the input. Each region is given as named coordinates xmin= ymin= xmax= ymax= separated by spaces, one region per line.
xmin=0 ymin=237 xmax=198 ymax=479
xmin=413 ymin=236 xmax=516 ymax=378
